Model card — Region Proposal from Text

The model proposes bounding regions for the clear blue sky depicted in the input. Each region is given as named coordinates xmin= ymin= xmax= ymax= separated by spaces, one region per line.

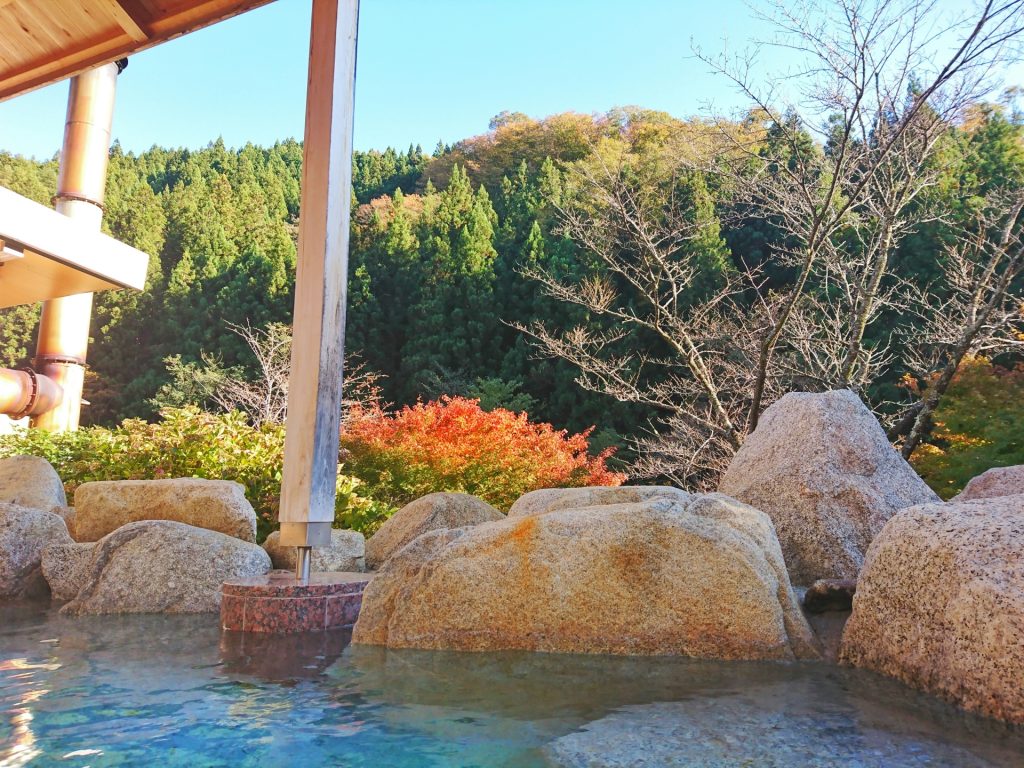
xmin=0 ymin=0 xmax=1019 ymax=159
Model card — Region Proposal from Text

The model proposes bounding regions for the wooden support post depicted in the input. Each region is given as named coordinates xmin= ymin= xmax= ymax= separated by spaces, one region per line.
xmin=278 ymin=0 xmax=359 ymax=551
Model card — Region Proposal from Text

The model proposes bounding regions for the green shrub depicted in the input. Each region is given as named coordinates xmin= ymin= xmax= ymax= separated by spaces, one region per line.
xmin=0 ymin=407 xmax=379 ymax=542
xmin=0 ymin=399 xmax=624 ymax=539
xmin=910 ymin=358 xmax=1024 ymax=499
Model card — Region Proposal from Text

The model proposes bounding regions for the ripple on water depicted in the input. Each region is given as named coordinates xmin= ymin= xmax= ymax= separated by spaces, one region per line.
xmin=1 ymin=603 xmax=1023 ymax=767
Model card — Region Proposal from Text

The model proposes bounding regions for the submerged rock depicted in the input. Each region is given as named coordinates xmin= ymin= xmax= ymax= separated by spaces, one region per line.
xmin=263 ymin=528 xmax=365 ymax=572
xmin=0 ymin=455 xmax=66 ymax=512
xmin=542 ymin=697 xmax=1004 ymax=768
xmin=74 ymin=478 xmax=258 ymax=543
xmin=0 ymin=502 xmax=72 ymax=599
xmin=508 ymin=485 xmax=684 ymax=517
xmin=41 ymin=541 xmax=94 ymax=601
xmin=354 ymin=491 xmax=817 ymax=660
xmin=364 ymin=492 xmax=503 ymax=570
xmin=956 ymin=465 xmax=1024 ymax=501
xmin=840 ymin=495 xmax=1024 ymax=725
xmin=719 ymin=390 xmax=938 ymax=584
xmin=63 ymin=520 xmax=271 ymax=615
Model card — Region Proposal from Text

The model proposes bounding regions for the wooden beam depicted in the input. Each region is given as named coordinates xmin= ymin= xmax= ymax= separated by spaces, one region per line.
xmin=0 ymin=186 xmax=149 ymax=295
xmin=278 ymin=0 xmax=359 ymax=549
xmin=100 ymin=0 xmax=149 ymax=43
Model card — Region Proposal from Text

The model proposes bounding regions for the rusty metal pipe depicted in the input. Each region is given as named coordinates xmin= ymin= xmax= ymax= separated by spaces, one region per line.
xmin=32 ymin=61 xmax=122 ymax=432
xmin=0 ymin=368 xmax=63 ymax=419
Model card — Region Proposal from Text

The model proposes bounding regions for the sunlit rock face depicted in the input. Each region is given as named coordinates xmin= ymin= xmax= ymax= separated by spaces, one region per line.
xmin=719 ymin=390 xmax=938 ymax=585
xmin=508 ymin=486 xmax=684 ymax=518
xmin=0 ymin=502 xmax=72 ymax=599
xmin=63 ymin=520 xmax=270 ymax=615
xmin=354 ymin=491 xmax=818 ymax=661
xmin=74 ymin=478 xmax=258 ymax=543
xmin=263 ymin=528 xmax=365 ymax=572
xmin=841 ymin=495 xmax=1024 ymax=725
xmin=364 ymin=492 xmax=503 ymax=570
xmin=0 ymin=455 xmax=66 ymax=512
xmin=956 ymin=465 xmax=1024 ymax=501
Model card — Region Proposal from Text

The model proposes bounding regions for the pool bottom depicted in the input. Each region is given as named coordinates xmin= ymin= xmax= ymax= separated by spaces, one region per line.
xmin=1 ymin=603 xmax=1022 ymax=767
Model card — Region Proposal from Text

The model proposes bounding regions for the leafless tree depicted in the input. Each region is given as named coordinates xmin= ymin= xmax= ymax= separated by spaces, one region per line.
xmin=697 ymin=0 xmax=1024 ymax=430
xmin=204 ymin=322 xmax=383 ymax=427
xmin=519 ymin=0 xmax=1024 ymax=487
xmin=208 ymin=322 xmax=292 ymax=425
xmin=893 ymin=189 xmax=1024 ymax=456
xmin=515 ymin=153 xmax=793 ymax=487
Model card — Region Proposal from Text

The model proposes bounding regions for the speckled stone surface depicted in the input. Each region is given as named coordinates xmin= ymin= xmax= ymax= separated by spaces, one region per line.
xmin=0 ymin=455 xmax=66 ymax=512
xmin=221 ymin=570 xmax=372 ymax=633
xmin=354 ymin=492 xmax=819 ymax=660
xmin=840 ymin=495 xmax=1024 ymax=724
xmin=74 ymin=478 xmax=258 ymax=543
xmin=40 ymin=540 xmax=94 ymax=601
xmin=719 ymin=390 xmax=939 ymax=585
xmin=263 ymin=528 xmax=365 ymax=572
xmin=956 ymin=464 xmax=1024 ymax=501
xmin=0 ymin=502 xmax=72 ymax=599
xmin=365 ymin=492 xmax=503 ymax=569
xmin=63 ymin=520 xmax=271 ymax=615
xmin=508 ymin=486 xmax=685 ymax=517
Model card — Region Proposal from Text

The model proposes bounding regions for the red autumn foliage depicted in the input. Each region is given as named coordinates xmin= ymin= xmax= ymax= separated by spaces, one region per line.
xmin=341 ymin=396 xmax=625 ymax=512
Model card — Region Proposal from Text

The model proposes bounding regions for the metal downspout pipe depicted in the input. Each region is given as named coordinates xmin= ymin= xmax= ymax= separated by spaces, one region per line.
xmin=31 ymin=59 xmax=126 ymax=432
xmin=0 ymin=368 xmax=63 ymax=419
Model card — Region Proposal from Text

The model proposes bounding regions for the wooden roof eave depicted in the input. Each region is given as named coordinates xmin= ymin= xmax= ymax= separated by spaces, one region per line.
xmin=0 ymin=0 xmax=276 ymax=102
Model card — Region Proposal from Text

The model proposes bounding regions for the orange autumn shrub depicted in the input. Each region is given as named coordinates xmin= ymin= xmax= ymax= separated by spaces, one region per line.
xmin=339 ymin=396 xmax=625 ymax=528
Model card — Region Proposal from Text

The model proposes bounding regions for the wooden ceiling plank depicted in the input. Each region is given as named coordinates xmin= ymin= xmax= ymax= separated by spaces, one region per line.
xmin=0 ymin=31 xmax=132 ymax=102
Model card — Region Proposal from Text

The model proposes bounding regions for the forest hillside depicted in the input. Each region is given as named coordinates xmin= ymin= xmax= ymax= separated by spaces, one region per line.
xmin=1 ymin=105 xmax=1022 ymax=489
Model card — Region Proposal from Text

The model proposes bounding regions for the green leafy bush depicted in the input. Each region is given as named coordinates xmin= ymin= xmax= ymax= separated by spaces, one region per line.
xmin=0 ymin=399 xmax=624 ymax=539
xmin=910 ymin=358 xmax=1024 ymax=499
xmin=0 ymin=407 xmax=378 ymax=542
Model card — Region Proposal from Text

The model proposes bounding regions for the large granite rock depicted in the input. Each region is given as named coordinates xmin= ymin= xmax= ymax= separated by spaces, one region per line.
xmin=63 ymin=520 xmax=271 ymax=615
xmin=41 ymin=541 xmax=94 ymax=601
xmin=508 ymin=486 xmax=681 ymax=518
xmin=840 ymin=495 xmax=1024 ymax=724
xmin=263 ymin=528 xmax=366 ymax=572
xmin=0 ymin=502 xmax=72 ymax=599
xmin=0 ymin=455 xmax=66 ymax=511
xmin=956 ymin=465 xmax=1024 ymax=501
xmin=74 ymin=478 xmax=258 ymax=543
xmin=719 ymin=390 xmax=938 ymax=584
xmin=354 ymin=491 xmax=818 ymax=660
xmin=365 ymin=492 xmax=503 ymax=570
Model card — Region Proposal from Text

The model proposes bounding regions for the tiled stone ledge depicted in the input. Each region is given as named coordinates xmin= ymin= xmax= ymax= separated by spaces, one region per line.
xmin=220 ymin=570 xmax=372 ymax=633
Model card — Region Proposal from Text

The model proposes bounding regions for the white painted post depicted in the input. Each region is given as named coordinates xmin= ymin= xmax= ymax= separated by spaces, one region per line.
xmin=278 ymin=0 xmax=359 ymax=563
